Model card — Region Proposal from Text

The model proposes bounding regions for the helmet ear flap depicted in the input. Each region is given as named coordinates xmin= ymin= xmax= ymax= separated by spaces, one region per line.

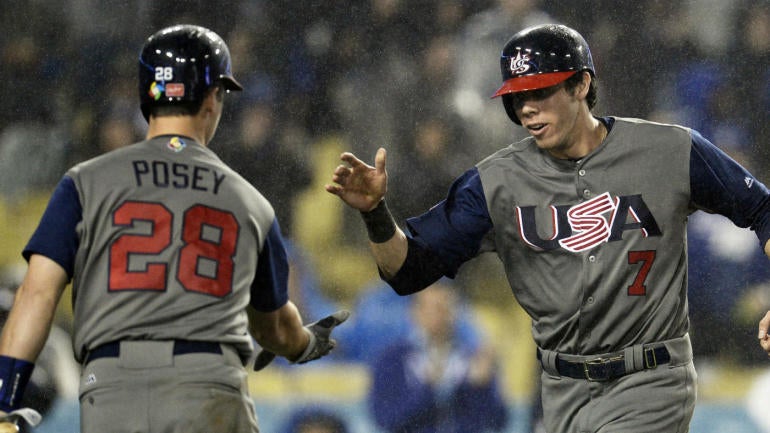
xmin=501 ymin=94 xmax=521 ymax=125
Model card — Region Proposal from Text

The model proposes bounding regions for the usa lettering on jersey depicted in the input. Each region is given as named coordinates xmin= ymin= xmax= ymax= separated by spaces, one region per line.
xmin=516 ymin=192 xmax=662 ymax=252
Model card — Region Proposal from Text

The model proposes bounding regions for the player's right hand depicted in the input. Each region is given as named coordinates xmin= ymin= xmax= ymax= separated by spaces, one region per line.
xmin=293 ymin=310 xmax=350 ymax=364
xmin=253 ymin=310 xmax=351 ymax=371
xmin=325 ymin=148 xmax=388 ymax=212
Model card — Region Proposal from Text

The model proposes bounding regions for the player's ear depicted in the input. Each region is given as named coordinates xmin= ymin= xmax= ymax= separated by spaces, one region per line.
xmin=211 ymin=84 xmax=224 ymax=103
xmin=200 ymin=85 xmax=223 ymax=114
xmin=577 ymin=72 xmax=591 ymax=100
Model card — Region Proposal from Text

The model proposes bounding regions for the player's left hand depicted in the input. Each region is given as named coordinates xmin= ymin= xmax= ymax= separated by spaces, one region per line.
xmin=325 ymin=148 xmax=388 ymax=212
xmin=254 ymin=310 xmax=351 ymax=371
xmin=757 ymin=310 xmax=770 ymax=355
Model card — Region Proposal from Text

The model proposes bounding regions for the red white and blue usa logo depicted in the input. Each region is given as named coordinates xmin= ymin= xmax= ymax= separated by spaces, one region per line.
xmin=509 ymin=51 xmax=532 ymax=75
xmin=516 ymin=192 xmax=662 ymax=252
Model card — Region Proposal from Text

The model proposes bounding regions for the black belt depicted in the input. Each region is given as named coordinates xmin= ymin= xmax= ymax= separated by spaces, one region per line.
xmin=538 ymin=346 xmax=670 ymax=382
xmin=85 ymin=340 xmax=222 ymax=364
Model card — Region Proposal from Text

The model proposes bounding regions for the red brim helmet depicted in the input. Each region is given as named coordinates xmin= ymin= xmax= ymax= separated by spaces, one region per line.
xmin=491 ymin=24 xmax=595 ymax=124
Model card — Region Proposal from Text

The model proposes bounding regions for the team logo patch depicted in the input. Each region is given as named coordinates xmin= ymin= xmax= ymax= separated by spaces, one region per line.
xmin=148 ymin=81 xmax=164 ymax=100
xmin=508 ymin=50 xmax=532 ymax=75
xmin=165 ymin=83 xmax=185 ymax=97
xmin=167 ymin=136 xmax=187 ymax=152
xmin=517 ymin=192 xmax=662 ymax=252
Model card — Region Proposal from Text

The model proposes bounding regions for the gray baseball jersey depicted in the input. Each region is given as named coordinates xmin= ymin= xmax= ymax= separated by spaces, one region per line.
xmin=23 ymin=136 xmax=288 ymax=363
xmin=478 ymin=117 xmax=690 ymax=354
xmin=385 ymin=116 xmax=770 ymax=432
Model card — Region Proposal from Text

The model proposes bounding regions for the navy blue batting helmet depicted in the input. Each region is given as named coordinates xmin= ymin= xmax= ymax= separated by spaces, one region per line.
xmin=138 ymin=24 xmax=243 ymax=121
xmin=492 ymin=24 xmax=595 ymax=124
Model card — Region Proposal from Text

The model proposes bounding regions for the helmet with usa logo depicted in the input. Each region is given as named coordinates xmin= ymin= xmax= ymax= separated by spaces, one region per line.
xmin=491 ymin=24 xmax=595 ymax=124
xmin=138 ymin=24 xmax=243 ymax=121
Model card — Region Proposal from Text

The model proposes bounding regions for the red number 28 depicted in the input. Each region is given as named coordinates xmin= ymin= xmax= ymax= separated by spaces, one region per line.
xmin=109 ymin=201 xmax=238 ymax=297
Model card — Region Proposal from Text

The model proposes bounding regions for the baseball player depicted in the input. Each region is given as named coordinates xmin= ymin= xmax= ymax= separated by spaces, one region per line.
xmin=326 ymin=23 xmax=770 ymax=432
xmin=0 ymin=24 xmax=347 ymax=433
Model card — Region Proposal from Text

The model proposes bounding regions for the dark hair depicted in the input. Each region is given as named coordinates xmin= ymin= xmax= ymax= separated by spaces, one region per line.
xmin=564 ymin=71 xmax=598 ymax=110
xmin=148 ymin=84 xmax=223 ymax=118
xmin=150 ymin=101 xmax=203 ymax=118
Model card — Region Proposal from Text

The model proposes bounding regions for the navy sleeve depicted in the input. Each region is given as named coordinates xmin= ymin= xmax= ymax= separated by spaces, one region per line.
xmin=689 ymin=130 xmax=770 ymax=247
xmin=404 ymin=168 xmax=492 ymax=272
xmin=23 ymin=176 xmax=82 ymax=279
xmin=249 ymin=219 xmax=290 ymax=312
xmin=385 ymin=168 xmax=493 ymax=294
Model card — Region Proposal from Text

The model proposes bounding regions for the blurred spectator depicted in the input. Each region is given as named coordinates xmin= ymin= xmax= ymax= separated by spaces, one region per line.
xmin=328 ymin=0 xmax=419 ymax=159
xmin=367 ymin=282 xmax=509 ymax=433
xmin=96 ymin=115 xmax=142 ymax=154
xmin=284 ymin=240 xmax=341 ymax=322
xmin=731 ymin=0 xmax=770 ymax=179
xmin=453 ymin=0 xmax=554 ymax=153
xmin=280 ymin=405 xmax=350 ymax=433
xmin=217 ymin=101 xmax=312 ymax=237
xmin=588 ymin=1 xmax=698 ymax=118
xmin=687 ymin=210 xmax=770 ymax=365
xmin=253 ymin=241 xmax=346 ymax=368
xmin=0 ymin=124 xmax=69 ymax=201
xmin=745 ymin=368 xmax=770 ymax=432
xmin=335 ymin=278 xmax=480 ymax=365
xmin=661 ymin=94 xmax=770 ymax=364
xmin=388 ymin=113 xmax=470 ymax=222
xmin=0 ymin=283 xmax=79 ymax=433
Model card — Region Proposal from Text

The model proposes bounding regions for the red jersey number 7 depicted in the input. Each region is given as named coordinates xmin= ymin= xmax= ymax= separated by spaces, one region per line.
xmin=627 ymin=250 xmax=655 ymax=296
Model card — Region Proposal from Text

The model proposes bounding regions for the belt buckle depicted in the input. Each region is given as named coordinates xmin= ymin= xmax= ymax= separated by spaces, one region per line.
xmin=644 ymin=347 xmax=658 ymax=369
xmin=583 ymin=354 xmax=623 ymax=382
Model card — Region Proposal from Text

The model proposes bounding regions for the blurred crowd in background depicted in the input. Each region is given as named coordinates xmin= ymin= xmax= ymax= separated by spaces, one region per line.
xmin=1 ymin=0 xmax=770 ymax=431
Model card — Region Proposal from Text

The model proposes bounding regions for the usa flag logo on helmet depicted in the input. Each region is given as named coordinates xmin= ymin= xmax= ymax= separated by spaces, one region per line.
xmin=509 ymin=51 xmax=532 ymax=76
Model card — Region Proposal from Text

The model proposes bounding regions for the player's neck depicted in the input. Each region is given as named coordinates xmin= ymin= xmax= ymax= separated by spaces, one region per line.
xmin=571 ymin=115 xmax=607 ymax=159
xmin=546 ymin=114 xmax=607 ymax=161
xmin=146 ymin=115 xmax=208 ymax=146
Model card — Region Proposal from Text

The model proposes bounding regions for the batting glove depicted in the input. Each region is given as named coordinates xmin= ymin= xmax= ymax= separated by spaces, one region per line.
xmin=0 ymin=407 xmax=42 ymax=432
xmin=254 ymin=310 xmax=350 ymax=371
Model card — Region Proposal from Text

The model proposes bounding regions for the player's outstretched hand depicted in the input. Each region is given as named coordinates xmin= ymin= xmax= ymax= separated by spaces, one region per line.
xmin=758 ymin=310 xmax=770 ymax=355
xmin=253 ymin=310 xmax=351 ymax=371
xmin=325 ymin=148 xmax=388 ymax=212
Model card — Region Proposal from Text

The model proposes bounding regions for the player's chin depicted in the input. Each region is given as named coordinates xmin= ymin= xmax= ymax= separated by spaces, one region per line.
xmin=532 ymin=136 xmax=557 ymax=152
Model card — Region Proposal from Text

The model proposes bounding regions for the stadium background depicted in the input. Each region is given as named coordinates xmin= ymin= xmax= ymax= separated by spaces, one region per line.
xmin=1 ymin=0 xmax=769 ymax=431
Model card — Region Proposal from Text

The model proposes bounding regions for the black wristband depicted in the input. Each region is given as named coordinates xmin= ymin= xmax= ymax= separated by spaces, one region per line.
xmin=360 ymin=200 xmax=397 ymax=243
xmin=0 ymin=355 xmax=34 ymax=412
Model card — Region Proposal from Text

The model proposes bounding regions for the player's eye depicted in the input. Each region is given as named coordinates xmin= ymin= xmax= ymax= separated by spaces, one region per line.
xmin=511 ymin=84 xmax=563 ymax=107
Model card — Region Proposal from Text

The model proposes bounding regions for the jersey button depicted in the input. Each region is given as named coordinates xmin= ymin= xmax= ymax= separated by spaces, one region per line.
xmin=587 ymin=296 xmax=595 ymax=304
xmin=578 ymin=169 xmax=586 ymax=176
xmin=583 ymin=189 xmax=591 ymax=198
xmin=588 ymin=255 xmax=596 ymax=262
